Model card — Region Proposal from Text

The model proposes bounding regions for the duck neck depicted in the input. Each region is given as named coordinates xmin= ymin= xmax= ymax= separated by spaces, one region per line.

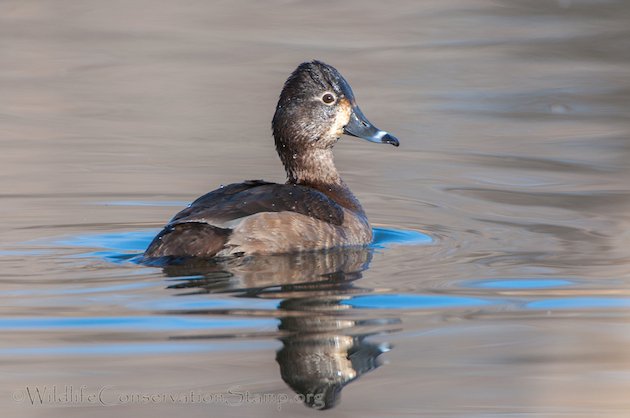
xmin=281 ymin=147 xmax=365 ymax=215
xmin=284 ymin=147 xmax=340 ymax=186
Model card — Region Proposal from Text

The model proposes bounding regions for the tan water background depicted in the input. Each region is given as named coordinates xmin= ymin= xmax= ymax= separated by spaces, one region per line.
xmin=1 ymin=0 xmax=629 ymax=417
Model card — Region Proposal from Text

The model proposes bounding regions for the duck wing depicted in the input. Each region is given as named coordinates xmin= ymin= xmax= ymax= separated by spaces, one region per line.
xmin=144 ymin=180 xmax=344 ymax=259
xmin=169 ymin=179 xmax=344 ymax=227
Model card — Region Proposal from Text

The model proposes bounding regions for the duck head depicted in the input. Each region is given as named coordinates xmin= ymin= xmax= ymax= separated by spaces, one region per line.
xmin=272 ymin=61 xmax=399 ymax=184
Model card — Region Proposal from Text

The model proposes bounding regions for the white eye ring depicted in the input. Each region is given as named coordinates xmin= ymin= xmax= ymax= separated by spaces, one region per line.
xmin=321 ymin=92 xmax=336 ymax=105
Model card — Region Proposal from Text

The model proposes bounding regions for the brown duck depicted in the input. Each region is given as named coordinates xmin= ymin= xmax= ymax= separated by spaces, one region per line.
xmin=144 ymin=60 xmax=399 ymax=259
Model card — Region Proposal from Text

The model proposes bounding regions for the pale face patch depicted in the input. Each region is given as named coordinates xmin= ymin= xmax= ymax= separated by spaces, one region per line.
xmin=326 ymin=97 xmax=353 ymax=140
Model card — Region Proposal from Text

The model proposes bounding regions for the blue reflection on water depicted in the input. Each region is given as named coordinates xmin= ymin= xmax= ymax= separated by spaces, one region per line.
xmin=343 ymin=294 xmax=489 ymax=309
xmin=51 ymin=226 xmax=432 ymax=262
xmin=57 ymin=231 xmax=157 ymax=253
xmin=0 ymin=315 xmax=276 ymax=331
xmin=371 ymin=227 xmax=433 ymax=248
xmin=56 ymin=230 xmax=158 ymax=263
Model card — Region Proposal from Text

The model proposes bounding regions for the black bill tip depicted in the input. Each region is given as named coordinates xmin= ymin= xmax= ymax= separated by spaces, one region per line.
xmin=382 ymin=133 xmax=399 ymax=147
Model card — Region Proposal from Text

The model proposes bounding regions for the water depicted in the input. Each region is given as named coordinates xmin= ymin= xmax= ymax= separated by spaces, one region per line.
xmin=1 ymin=0 xmax=629 ymax=416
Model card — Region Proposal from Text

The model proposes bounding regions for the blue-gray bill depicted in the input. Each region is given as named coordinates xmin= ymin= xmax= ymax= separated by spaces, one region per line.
xmin=343 ymin=105 xmax=400 ymax=147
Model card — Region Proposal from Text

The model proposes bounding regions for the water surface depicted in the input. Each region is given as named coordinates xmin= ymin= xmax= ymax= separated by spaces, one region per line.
xmin=1 ymin=0 xmax=629 ymax=417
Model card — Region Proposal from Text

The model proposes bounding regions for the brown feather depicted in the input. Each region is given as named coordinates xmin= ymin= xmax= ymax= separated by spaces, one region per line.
xmin=169 ymin=180 xmax=345 ymax=227
xmin=144 ymin=223 xmax=231 ymax=258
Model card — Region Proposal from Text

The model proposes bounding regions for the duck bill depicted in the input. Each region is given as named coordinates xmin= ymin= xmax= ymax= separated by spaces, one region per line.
xmin=343 ymin=105 xmax=399 ymax=147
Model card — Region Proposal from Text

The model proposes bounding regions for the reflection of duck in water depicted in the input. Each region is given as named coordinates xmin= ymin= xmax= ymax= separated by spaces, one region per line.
xmin=144 ymin=61 xmax=399 ymax=259
xmin=165 ymin=248 xmax=398 ymax=410
xmin=276 ymin=296 xmax=395 ymax=410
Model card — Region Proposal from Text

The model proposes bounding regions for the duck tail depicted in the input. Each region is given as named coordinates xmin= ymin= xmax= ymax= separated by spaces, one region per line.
xmin=143 ymin=222 xmax=231 ymax=260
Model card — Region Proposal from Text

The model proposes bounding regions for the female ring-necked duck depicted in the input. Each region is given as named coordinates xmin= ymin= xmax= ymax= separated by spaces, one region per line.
xmin=144 ymin=60 xmax=399 ymax=259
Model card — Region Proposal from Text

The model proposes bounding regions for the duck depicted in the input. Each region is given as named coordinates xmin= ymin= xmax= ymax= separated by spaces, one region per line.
xmin=144 ymin=60 xmax=399 ymax=259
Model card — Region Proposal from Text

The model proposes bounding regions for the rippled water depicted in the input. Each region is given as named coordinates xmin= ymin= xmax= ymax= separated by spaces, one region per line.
xmin=1 ymin=0 xmax=630 ymax=417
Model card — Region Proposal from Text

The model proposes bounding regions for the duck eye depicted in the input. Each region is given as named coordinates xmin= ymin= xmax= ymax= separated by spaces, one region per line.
xmin=321 ymin=93 xmax=336 ymax=104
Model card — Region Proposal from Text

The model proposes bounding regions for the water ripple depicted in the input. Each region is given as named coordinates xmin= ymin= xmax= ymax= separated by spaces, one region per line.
xmin=0 ymin=315 xmax=275 ymax=331
xmin=0 ymin=340 xmax=278 ymax=357
xmin=528 ymin=297 xmax=630 ymax=310
xmin=48 ymin=226 xmax=433 ymax=260
xmin=466 ymin=278 xmax=574 ymax=289
xmin=342 ymin=294 xmax=490 ymax=310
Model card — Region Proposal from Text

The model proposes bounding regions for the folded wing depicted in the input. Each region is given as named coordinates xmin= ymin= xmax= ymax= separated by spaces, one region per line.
xmin=144 ymin=180 xmax=345 ymax=258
